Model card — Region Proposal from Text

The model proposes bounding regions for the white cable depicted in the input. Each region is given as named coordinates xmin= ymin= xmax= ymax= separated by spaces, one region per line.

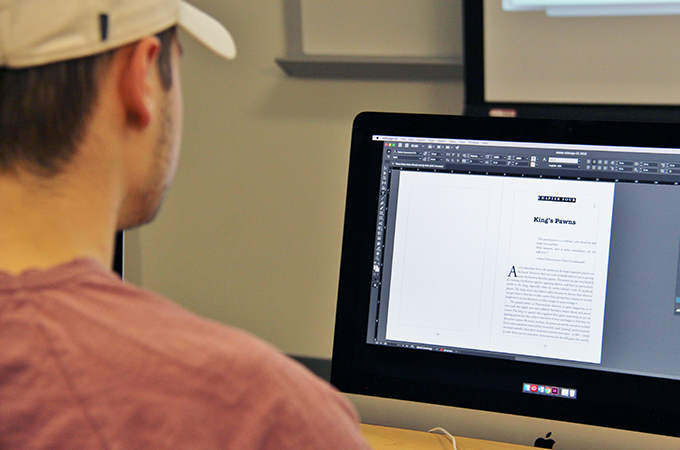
xmin=428 ymin=427 xmax=458 ymax=450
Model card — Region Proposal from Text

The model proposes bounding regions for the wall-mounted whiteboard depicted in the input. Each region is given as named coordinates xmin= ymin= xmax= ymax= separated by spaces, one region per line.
xmin=300 ymin=0 xmax=460 ymax=58
xmin=277 ymin=0 xmax=463 ymax=79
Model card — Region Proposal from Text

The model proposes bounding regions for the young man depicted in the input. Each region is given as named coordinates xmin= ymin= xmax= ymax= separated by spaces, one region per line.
xmin=0 ymin=1 xmax=370 ymax=448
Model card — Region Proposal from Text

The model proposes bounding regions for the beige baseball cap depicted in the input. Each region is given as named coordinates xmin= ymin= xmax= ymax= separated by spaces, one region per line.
xmin=0 ymin=0 xmax=236 ymax=68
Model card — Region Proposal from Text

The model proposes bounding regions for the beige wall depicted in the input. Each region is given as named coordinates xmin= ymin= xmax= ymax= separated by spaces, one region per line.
xmin=126 ymin=0 xmax=464 ymax=359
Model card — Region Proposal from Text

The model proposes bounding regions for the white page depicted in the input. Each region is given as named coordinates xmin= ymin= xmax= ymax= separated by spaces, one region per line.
xmin=385 ymin=172 xmax=503 ymax=350
xmin=490 ymin=178 xmax=615 ymax=363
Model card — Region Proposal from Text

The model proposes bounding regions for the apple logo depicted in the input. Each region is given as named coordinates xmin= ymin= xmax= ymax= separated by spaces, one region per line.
xmin=534 ymin=432 xmax=556 ymax=448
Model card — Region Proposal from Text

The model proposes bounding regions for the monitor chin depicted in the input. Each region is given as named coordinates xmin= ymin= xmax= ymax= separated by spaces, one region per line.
xmin=349 ymin=394 xmax=679 ymax=450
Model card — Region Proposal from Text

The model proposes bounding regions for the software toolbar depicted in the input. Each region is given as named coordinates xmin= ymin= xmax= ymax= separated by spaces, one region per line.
xmin=383 ymin=142 xmax=680 ymax=177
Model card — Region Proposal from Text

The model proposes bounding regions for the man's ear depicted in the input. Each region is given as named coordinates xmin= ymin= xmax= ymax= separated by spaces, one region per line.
xmin=118 ymin=36 xmax=162 ymax=128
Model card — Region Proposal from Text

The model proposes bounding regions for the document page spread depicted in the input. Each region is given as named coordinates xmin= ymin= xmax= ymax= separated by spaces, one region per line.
xmin=385 ymin=171 xmax=615 ymax=364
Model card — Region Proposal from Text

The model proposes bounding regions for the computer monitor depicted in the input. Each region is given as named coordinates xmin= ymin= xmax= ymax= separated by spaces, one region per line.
xmin=113 ymin=231 xmax=124 ymax=277
xmin=331 ymin=112 xmax=680 ymax=449
xmin=464 ymin=1 xmax=680 ymax=121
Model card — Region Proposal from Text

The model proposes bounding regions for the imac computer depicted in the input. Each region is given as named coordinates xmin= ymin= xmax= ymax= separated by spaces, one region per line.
xmin=331 ymin=112 xmax=680 ymax=449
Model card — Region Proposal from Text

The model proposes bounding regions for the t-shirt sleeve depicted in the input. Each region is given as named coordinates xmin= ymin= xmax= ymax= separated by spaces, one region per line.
xmin=226 ymin=351 xmax=372 ymax=450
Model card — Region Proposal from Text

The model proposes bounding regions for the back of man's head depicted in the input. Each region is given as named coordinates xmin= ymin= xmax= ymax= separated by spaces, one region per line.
xmin=0 ymin=0 xmax=235 ymax=176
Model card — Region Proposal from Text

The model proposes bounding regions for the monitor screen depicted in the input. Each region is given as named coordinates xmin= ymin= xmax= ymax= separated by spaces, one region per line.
xmin=464 ymin=1 xmax=680 ymax=121
xmin=331 ymin=112 xmax=680 ymax=448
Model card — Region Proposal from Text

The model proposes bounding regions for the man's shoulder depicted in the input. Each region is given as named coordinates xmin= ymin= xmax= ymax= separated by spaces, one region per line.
xmin=1 ymin=259 xmax=370 ymax=449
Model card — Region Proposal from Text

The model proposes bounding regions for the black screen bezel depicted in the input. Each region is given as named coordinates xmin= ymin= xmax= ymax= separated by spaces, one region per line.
xmin=330 ymin=112 xmax=680 ymax=437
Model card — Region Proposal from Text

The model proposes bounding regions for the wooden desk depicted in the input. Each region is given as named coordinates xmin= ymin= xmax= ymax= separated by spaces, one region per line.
xmin=360 ymin=424 xmax=535 ymax=450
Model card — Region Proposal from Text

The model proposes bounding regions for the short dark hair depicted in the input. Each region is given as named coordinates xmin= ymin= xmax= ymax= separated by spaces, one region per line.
xmin=0 ymin=27 xmax=176 ymax=176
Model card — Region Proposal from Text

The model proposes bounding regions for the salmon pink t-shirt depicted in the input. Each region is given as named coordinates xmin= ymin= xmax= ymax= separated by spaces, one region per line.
xmin=0 ymin=259 xmax=370 ymax=450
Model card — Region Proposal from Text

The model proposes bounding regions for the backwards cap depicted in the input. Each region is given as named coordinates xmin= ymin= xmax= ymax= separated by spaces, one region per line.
xmin=0 ymin=0 xmax=236 ymax=68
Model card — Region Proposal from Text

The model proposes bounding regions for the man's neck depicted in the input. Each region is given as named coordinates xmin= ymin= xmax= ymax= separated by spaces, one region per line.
xmin=0 ymin=170 xmax=117 ymax=275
